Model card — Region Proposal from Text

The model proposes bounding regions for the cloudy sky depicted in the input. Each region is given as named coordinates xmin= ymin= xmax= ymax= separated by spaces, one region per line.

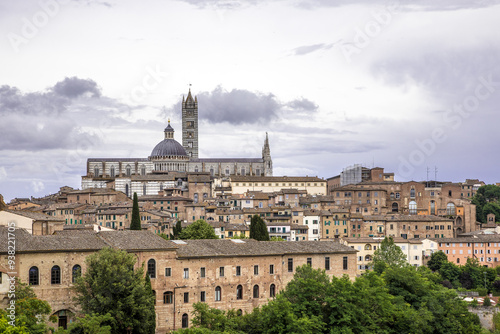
xmin=1 ymin=0 xmax=499 ymax=201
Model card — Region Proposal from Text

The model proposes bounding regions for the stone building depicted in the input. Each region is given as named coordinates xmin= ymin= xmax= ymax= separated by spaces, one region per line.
xmin=0 ymin=227 xmax=357 ymax=332
xmin=0 ymin=209 xmax=64 ymax=235
xmin=82 ymin=90 xmax=273 ymax=197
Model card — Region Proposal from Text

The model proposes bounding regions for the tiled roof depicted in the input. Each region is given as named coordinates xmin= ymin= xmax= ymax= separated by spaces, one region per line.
xmin=175 ymin=239 xmax=356 ymax=258
xmin=2 ymin=209 xmax=65 ymax=222
xmin=363 ymin=215 xmax=454 ymax=222
xmin=232 ymin=176 xmax=325 ymax=182
xmin=343 ymin=237 xmax=423 ymax=244
xmin=0 ymin=228 xmax=107 ymax=253
xmin=98 ymin=231 xmax=178 ymax=251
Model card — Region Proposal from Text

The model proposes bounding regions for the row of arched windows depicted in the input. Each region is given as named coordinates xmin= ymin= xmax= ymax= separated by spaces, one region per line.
xmin=29 ymin=265 xmax=81 ymax=286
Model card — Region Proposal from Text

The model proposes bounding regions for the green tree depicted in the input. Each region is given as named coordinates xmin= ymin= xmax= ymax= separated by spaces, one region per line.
xmin=158 ymin=233 xmax=169 ymax=241
xmin=249 ymin=215 xmax=269 ymax=241
xmin=427 ymin=251 xmax=448 ymax=272
xmin=472 ymin=184 xmax=500 ymax=223
xmin=53 ymin=313 xmax=113 ymax=334
xmin=172 ymin=220 xmax=183 ymax=239
xmin=179 ymin=220 xmax=217 ymax=240
xmin=269 ymin=236 xmax=284 ymax=241
xmin=372 ymin=236 xmax=408 ymax=273
xmin=72 ymin=247 xmax=155 ymax=334
xmin=0 ymin=315 xmax=29 ymax=334
xmin=0 ymin=280 xmax=55 ymax=334
xmin=130 ymin=192 xmax=141 ymax=230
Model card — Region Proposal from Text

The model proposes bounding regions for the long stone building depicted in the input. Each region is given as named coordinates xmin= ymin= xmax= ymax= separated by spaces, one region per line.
xmin=0 ymin=227 xmax=357 ymax=332
xmin=82 ymin=90 xmax=273 ymax=197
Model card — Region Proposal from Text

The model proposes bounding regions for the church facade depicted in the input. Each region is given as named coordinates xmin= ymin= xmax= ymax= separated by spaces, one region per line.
xmin=82 ymin=90 xmax=273 ymax=197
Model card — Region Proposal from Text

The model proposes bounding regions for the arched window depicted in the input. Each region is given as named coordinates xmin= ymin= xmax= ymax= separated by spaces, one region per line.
xmin=374 ymin=208 xmax=378 ymax=213
xmin=447 ymin=203 xmax=456 ymax=215
xmin=29 ymin=266 xmax=39 ymax=285
xmin=364 ymin=244 xmax=372 ymax=250
xmin=210 ymin=168 xmax=214 ymax=176
xmin=365 ymin=255 xmax=372 ymax=262
xmin=215 ymin=286 xmax=221 ymax=301
xmin=141 ymin=165 xmax=146 ymax=176
xmin=72 ymin=265 xmax=81 ymax=283
xmin=225 ymin=167 xmax=230 ymax=176
xmin=194 ymin=193 xmax=199 ymax=204
xmin=270 ymin=284 xmax=276 ymax=297
xmin=430 ymin=200 xmax=435 ymax=215
xmin=125 ymin=184 xmax=129 ymax=197
xmin=51 ymin=265 xmax=61 ymax=285
xmin=110 ymin=166 xmax=115 ymax=178
xmin=409 ymin=201 xmax=417 ymax=215
xmin=253 ymin=285 xmax=259 ymax=298
xmin=392 ymin=202 xmax=398 ymax=212
xmin=163 ymin=291 xmax=173 ymax=304
xmin=237 ymin=309 xmax=243 ymax=316
xmin=94 ymin=167 xmax=99 ymax=177
xmin=143 ymin=184 xmax=147 ymax=196
xmin=126 ymin=165 xmax=131 ymax=176
xmin=236 ymin=285 xmax=243 ymax=300
xmin=410 ymin=188 xmax=415 ymax=198
xmin=194 ymin=166 xmax=199 ymax=172
xmin=241 ymin=167 xmax=246 ymax=176
xmin=182 ymin=313 xmax=188 ymax=328
xmin=147 ymin=259 xmax=156 ymax=278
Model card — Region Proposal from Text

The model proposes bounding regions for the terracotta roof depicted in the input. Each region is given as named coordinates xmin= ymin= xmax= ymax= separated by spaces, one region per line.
xmin=343 ymin=237 xmax=423 ymax=244
xmin=175 ymin=239 xmax=356 ymax=258
xmin=231 ymin=176 xmax=325 ymax=182
xmin=2 ymin=209 xmax=65 ymax=222
xmin=98 ymin=231 xmax=178 ymax=251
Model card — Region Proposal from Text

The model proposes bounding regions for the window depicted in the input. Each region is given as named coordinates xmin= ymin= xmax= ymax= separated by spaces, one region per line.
xmin=325 ymin=257 xmax=330 ymax=270
xmin=147 ymin=259 xmax=156 ymax=279
xmin=409 ymin=201 xmax=417 ymax=215
xmin=72 ymin=265 xmax=81 ymax=283
xmin=446 ymin=203 xmax=456 ymax=215
xmin=269 ymin=264 xmax=274 ymax=275
xmin=165 ymin=268 xmax=172 ymax=277
xmin=307 ymin=258 xmax=312 ymax=266
xmin=200 ymin=267 xmax=206 ymax=278
xmin=254 ymin=265 xmax=259 ymax=275
xmin=164 ymin=291 xmax=173 ymax=304
xmin=253 ymin=285 xmax=260 ymax=298
xmin=182 ymin=314 xmax=188 ymax=328
xmin=288 ymin=258 xmax=293 ymax=272
xmin=236 ymin=285 xmax=243 ymax=300
xmin=343 ymin=257 xmax=348 ymax=270
xmin=410 ymin=188 xmax=415 ymax=198
xmin=184 ymin=292 xmax=189 ymax=303
xmin=94 ymin=167 xmax=99 ymax=176
xmin=219 ymin=267 xmax=224 ymax=277
xmin=236 ymin=266 xmax=241 ymax=276
xmin=215 ymin=286 xmax=221 ymax=301
xmin=110 ymin=166 xmax=115 ymax=178
xmin=183 ymin=268 xmax=189 ymax=279
xmin=29 ymin=266 xmax=39 ymax=285
xmin=241 ymin=167 xmax=246 ymax=176
xmin=270 ymin=284 xmax=276 ymax=297
xmin=200 ymin=291 xmax=206 ymax=302
xmin=51 ymin=265 xmax=61 ymax=285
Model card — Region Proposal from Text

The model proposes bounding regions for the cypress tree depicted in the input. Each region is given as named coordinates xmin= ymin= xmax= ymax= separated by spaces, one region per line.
xmin=130 ymin=192 xmax=141 ymax=230
xmin=250 ymin=215 xmax=269 ymax=241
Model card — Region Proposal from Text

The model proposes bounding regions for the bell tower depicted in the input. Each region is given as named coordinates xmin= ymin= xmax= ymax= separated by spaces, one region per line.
xmin=262 ymin=132 xmax=273 ymax=176
xmin=182 ymin=89 xmax=198 ymax=159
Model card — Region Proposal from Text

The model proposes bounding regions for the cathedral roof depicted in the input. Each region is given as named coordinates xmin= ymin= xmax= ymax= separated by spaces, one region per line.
xmin=164 ymin=123 xmax=174 ymax=132
xmin=150 ymin=139 xmax=187 ymax=158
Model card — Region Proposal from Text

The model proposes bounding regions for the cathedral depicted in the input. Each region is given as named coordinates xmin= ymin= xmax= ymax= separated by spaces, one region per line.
xmin=82 ymin=90 xmax=273 ymax=197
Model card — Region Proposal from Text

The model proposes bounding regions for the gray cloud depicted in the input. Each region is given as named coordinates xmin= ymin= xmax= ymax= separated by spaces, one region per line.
xmin=292 ymin=43 xmax=334 ymax=56
xmin=163 ymin=86 xmax=319 ymax=125
xmin=53 ymin=77 xmax=102 ymax=98
xmin=177 ymin=0 xmax=500 ymax=11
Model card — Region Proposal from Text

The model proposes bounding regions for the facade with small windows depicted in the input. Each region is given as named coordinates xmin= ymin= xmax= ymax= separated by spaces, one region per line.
xmin=0 ymin=228 xmax=357 ymax=333
xmin=436 ymin=235 xmax=500 ymax=267
xmin=230 ymin=176 xmax=327 ymax=196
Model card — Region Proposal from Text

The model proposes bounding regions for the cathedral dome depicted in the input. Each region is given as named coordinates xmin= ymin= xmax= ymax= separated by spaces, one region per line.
xmin=150 ymin=139 xmax=187 ymax=158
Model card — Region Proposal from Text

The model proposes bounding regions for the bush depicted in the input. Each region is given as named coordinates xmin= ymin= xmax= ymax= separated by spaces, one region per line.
xmin=476 ymin=288 xmax=488 ymax=296
xmin=441 ymin=280 xmax=453 ymax=289
xmin=483 ymin=297 xmax=492 ymax=307
xmin=471 ymin=299 xmax=479 ymax=308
